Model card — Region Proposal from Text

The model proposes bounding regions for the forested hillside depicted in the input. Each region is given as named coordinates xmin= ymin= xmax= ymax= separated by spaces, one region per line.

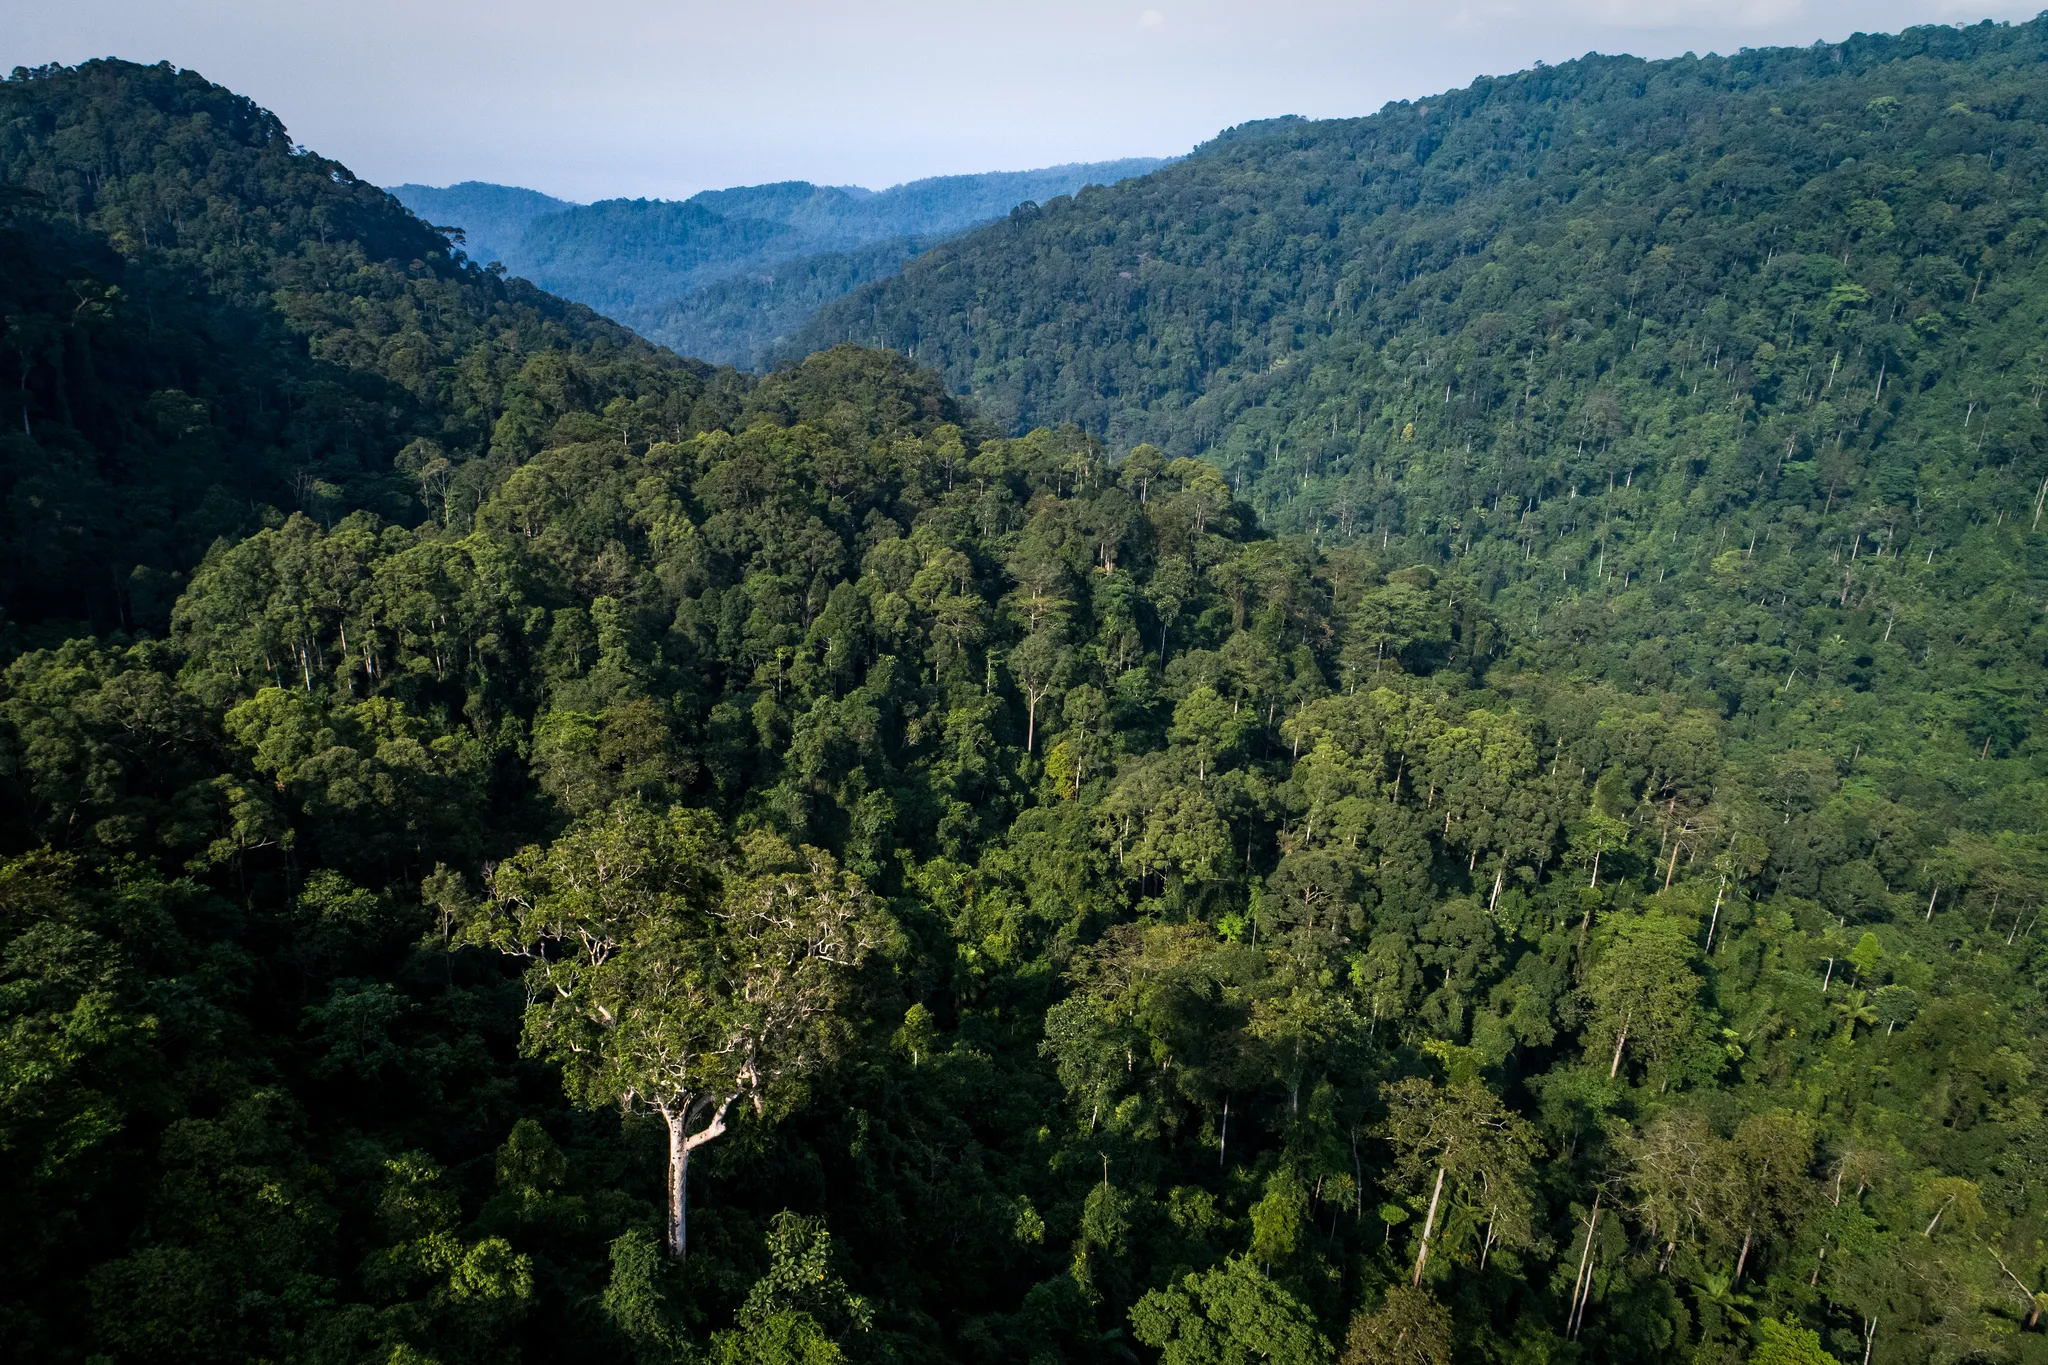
xmin=798 ymin=21 xmax=2048 ymax=514
xmin=0 ymin=60 xmax=735 ymax=638
xmin=1 ymin=31 xmax=2047 ymax=1365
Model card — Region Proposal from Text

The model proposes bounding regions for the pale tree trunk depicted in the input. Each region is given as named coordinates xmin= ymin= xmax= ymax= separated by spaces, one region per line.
xmin=1608 ymin=1014 xmax=1631 ymax=1079
xmin=1411 ymin=1166 xmax=1446 ymax=1286
xmin=1991 ymin=1250 xmax=2039 ymax=1325
xmin=665 ymin=1095 xmax=736 ymax=1259
xmin=668 ymin=1118 xmax=688 ymax=1259
xmin=1568 ymin=1190 xmax=1603 ymax=1337
xmin=1735 ymin=1224 xmax=1753 ymax=1281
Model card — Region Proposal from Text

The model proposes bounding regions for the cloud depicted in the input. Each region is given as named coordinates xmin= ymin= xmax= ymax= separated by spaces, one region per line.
xmin=1139 ymin=8 xmax=1166 ymax=27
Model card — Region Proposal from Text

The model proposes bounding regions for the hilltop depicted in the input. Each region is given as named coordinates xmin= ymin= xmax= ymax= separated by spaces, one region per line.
xmin=0 ymin=59 xmax=729 ymax=635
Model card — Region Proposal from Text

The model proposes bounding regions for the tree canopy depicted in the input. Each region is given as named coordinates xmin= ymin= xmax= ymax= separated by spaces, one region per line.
xmin=2 ymin=28 xmax=2048 ymax=1365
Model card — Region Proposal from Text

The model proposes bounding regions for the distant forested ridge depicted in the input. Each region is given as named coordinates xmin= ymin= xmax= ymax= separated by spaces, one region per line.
xmin=393 ymin=160 xmax=1172 ymax=365
xmin=385 ymin=180 xmax=575 ymax=269
xmin=636 ymin=232 xmax=947 ymax=373
xmin=2 ymin=35 xmax=2047 ymax=1365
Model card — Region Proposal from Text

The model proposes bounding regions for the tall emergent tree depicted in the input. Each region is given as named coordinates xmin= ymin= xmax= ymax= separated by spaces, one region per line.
xmin=1381 ymin=1076 xmax=1543 ymax=1285
xmin=463 ymin=802 xmax=892 ymax=1257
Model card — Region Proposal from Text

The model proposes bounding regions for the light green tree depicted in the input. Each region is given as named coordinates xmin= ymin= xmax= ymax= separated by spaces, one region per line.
xmin=710 ymin=1212 xmax=872 ymax=1365
xmin=462 ymin=804 xmax=892 ymax=1257
xmin=1340 ymin=1286 xmax=1453 ymax=1365
xmin=1583 ymin=913 xmax=1706 ymax=1081
xmin=1750 ymin=1317 xmax=1842 ymax=1365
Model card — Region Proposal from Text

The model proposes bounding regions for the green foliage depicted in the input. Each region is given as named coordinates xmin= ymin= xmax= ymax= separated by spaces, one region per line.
xmin=709 ymin=1211 xmax=872 ymax=1365
xmin=3 ymin=26 xmax=2048 ymax=1365
xmin=1751 ymin=1317 xmax=1844 ymax=1365
xmin=1340 ymin=1287 xmax=1453 ymax=1365
xmin=1130 ymin=1256 xmax=1333 ymax=1365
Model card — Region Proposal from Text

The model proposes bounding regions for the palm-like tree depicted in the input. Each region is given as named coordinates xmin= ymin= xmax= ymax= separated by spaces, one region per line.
xmin=1831 ymin=987 xmax=1879 ymax=1039
xmin=1691 ymin=1271 xmax=1756 ymax=1348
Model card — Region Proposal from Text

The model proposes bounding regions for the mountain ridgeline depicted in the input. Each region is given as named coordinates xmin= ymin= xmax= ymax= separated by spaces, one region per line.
xmin=386 ymin=180 xmax=575 ymax=268
xmin=394 ymin=160 xmax=1172 ymax=368
xmin=1 ymin=30 xmax=2047 ymax=1365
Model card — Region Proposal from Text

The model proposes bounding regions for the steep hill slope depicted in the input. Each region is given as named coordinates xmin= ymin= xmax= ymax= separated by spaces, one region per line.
xmin=796 ymin=16 xmax=2048 ymax=787
xmin=799 ymin=19 xmax=2048 ymax=522
xmin=0 ymin=60 xmax=736 ymax=635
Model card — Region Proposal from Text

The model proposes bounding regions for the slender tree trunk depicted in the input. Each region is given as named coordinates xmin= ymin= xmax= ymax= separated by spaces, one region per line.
xmin=1569 ymin=1191 xmax=1603 ymax=1336
xmin=1351 ymin=1130 xmax=1363 ymax=1217
xmin=1412 ymin=1166 xmax=1446 ymax=1286
xmin=667 ymin=1114 xmax=690 ymax=1259
xmin=1705 ymin=877 xmax=1726 ymax=953
xmin=1735 ymin=1224 xmax=1753 ymax=1281
xmin=1608 ymin=1014 xmax=1631 ymax=1080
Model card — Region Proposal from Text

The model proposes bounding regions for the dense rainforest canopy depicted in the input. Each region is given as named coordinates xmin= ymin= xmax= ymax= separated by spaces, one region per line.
xmin=2 ymin=32 xmax=2048 ymax=1365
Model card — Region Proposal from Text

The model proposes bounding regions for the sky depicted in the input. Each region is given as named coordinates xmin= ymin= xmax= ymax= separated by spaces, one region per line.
xmin=9 ymin=1 xmax=2045 ymax=201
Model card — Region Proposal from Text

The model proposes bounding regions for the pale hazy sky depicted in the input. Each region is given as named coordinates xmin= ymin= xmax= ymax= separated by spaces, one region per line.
xmin=8 ymin=2 xmax=2042 ymax=201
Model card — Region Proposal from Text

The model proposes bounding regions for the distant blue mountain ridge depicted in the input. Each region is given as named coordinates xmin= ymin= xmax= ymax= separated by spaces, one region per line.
xmin=392 ymin=158 xmax=1173 ymax=368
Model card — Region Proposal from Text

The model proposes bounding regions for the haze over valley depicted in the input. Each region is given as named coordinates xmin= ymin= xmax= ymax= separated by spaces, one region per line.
xmin=392 ymin=159 xmax=1171 ymax=368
